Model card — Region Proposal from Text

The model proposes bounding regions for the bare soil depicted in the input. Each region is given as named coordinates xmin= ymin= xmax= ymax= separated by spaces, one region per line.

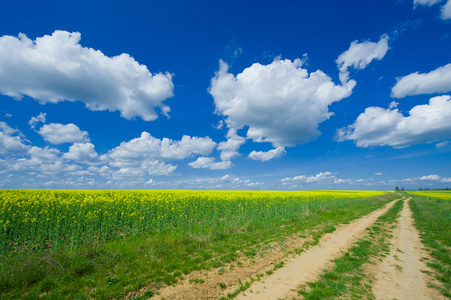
xmin=368 ymin=198 xmax=446 ymax=300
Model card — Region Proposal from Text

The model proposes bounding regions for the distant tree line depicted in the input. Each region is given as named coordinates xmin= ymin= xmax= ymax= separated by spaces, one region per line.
xmin=397 ymin=187 xmax=451 ymax=191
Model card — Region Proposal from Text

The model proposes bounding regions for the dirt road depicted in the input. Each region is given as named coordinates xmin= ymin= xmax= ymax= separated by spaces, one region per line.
xmin=370 ymin=198 xmax=446 ymax=300
xmin=235 ymin=199 xmax=399 ymax=300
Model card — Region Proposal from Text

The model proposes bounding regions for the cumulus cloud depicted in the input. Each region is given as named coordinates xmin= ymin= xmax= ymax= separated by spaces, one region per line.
xmin=38 ymin=123 xmax=90 ymax=145
xmin=420 ymin=174 xmax=440 ymax=180
xmin=188 ymin=157 xmax=232 ymax=170
xmin=10 ymin=146 xmax=81 ymax=176
xmin=106 ymin=132 xmax=216 ymax=167
xmin=336 ymin=34 xmax=389 ymax=84
xmin=248 ymin=146 xmax=286 ymax=162
xmin=0 ymin=31 xmax=174 ymax=121
xmin=209 ymin=58 xmax=355 ymax=147
xmin=63 ymin=142 xmax=101 ymax=164
xmin=392 ymin=63 xmax=451 ymax=98
xmin=28 ymin=112 xmax=46 ymax=128
xmin=0 ymin=122 xmax=28 ymax=154
xmin=281 ymin=172 xmax=350 ymax=185
xmin=217 ymin=129 xmax=246 ymax=161
xmin=111 ymin=160 xmax=177 ymax=178
xmin=336 ymin=95 xmax=451 ymax=148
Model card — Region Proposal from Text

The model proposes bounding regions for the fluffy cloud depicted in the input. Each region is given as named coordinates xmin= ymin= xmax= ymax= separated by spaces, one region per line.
xmin=63 ymin=143 xmax=101 ymax=164
xmin=392 ymin=63 xmax=451 ymax=98
xmin=112 ymin=160 xmax=177 ymax=178
xmin=0 ymin=122 xmax=28 ymax=155
xmin=38 ymin=123 xmax=90 ymax=145
xmin=217 ymin=129 xmax=246 ymax=161
xmin=337 ymin=95 xmax=451 ymax=148
xmin=420 ymin=174 xmax=440 ymax=180
xmin=281 ymin=172 xmax=350 ymax=185
xmin=107 ymin=132 xmax=216 ymax=167
xmin=336 ymin=35 xmax=389 ymax=84
xmin=0 ymin=31 xmax=174 ymax=121
xmin=209 ymin=58 xmax=355 ymax=147
xmin=10 ymin=146 xmax=82 ymax=175
xmin=188 ymin=157 xmax=232 ymax=170
xmin=28 ymin=112 xmax=46 ymax=128
xmin=248 ymin=146 xmax=286 ymax=162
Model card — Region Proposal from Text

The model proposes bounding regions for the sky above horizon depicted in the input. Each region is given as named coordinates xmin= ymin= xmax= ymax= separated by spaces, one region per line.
xmin=1 ymin=0 xmax=451 ymax=190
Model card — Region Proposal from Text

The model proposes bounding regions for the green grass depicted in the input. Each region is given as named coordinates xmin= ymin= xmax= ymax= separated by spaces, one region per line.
xmin=0 ymin=193 xmax=396 ymax=299
xmin=408 ymin=193 xmax=451 ymax=298
xmin=297 ymin=198 xmax=404 ymax=299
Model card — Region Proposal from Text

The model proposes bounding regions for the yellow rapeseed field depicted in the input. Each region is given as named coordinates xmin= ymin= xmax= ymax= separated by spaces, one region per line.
xmin=0 ymin=189 xmax=388 ymax=252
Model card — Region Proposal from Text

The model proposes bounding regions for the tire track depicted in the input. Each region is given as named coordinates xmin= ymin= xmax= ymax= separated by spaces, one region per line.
xmin=235 ymin=198 xmax=400 ymax=300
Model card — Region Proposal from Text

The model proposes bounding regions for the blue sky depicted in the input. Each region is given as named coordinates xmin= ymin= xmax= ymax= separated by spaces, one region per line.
xmin=1 ymin=0 xmax=451 ymax=190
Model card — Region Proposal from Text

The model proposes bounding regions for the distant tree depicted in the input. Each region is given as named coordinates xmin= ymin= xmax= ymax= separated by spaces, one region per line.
xmin=395 ymin=186 xmax=400 ymax=192
xmin=401 ymin=187 xmax=404 ymax=192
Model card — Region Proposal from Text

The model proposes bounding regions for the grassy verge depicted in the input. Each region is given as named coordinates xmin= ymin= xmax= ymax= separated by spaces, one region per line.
xmin=408 ymin=194 xmax=451 ymax=298
xmin=297 ymin=198 xmax=404 ymax=299
xmin=0 ymin=194 xmax=396 ymax=299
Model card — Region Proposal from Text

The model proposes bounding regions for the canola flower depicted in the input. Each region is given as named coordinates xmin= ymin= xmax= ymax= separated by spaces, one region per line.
xmin=409 ymin=190 xmax=451 ymax=201
xmin=0 ymin=189 xmax=388 ymax=253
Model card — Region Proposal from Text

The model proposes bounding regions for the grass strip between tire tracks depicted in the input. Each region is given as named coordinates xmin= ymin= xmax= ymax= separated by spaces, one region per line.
xmin=296 ymin=197 xmax=404 ymax=299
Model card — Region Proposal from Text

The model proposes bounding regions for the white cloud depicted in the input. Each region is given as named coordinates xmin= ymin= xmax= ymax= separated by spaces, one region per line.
xmin=0 ymin=122 xmax=28 ymax=155
xmin=337 ymin=95 xmax=451 ymax=148
xmin=0 ymin=31 xmax=174 ymax=121
xmin=217 ymin=129 xmax=246 ymax=161
xmin=209 ymin=58 xmax=355 ymax=147
xmin=414 ymin=0 xmax=442 ymax=7
xmin=436 ymin=141 xmax=449 ymax=148
xmin=420 ymin=174 xmax=440 ymax=180
xmin=281 ymin=172 xmax=350 ymax=185
xmin=111 ymin=160 xmax=177 ymax=178
xmin=38 ymin=123 xmax=90 ymax=144
xmin=392 ymin=63 xmax=451 ymax=98
xmin=11 ymin=146 xmax=81 ymax=176
xmin=63 ymin=143 xmax=101 ymax=164
xmin=107 ymin=132 xmax=216 ymax=167
xmin=336 ymin=34 xmax=389 ymax=84
xmin=188 ymin=157 xmax=232 ymax=170
xmin=28 ymin=112 xmax=46 ymax=128
xmin=441 ymin=0 xmax=451 ymax=19
xmin=375 ymin=172 xmax=383 ymax=176
xmin=248 ymin=146 xmax=286 ymax=162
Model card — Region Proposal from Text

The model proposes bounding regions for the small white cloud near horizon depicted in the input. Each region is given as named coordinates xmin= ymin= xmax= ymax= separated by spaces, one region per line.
xmin=336 ymin=95 xmax=451 ymax=148
xmin=375 ymin=172 xmax=383 ymax=175
xmin=248 ymin=147 xmax=286 ymax=162
xmin=0 ymin=30 xmax=174 ymax=121
xmin=38 ymin=123 xmax=90 ymax=145
xmin=188 ymin=157 xmax=232 ymax=170
xmin=392 ymin=63 xmax=451 ymax=98
xmin=336 ymin=34 xmax=389 ymax=84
